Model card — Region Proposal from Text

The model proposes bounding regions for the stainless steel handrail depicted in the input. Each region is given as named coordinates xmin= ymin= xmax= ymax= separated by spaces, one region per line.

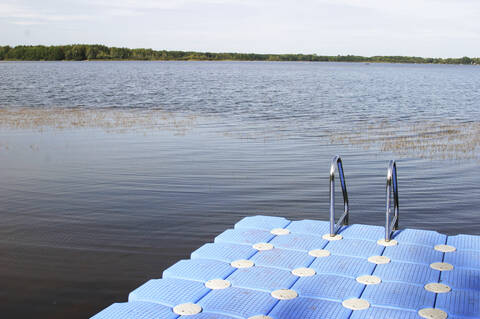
xmin=385 ymin=160 xmax=399 ymax=241
xmin=329 ymin=155 xmax=349 ymax=236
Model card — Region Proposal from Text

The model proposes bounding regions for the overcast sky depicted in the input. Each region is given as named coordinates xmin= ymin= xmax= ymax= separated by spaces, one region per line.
xmin=1 ymin=0 xmax=479 ymax=57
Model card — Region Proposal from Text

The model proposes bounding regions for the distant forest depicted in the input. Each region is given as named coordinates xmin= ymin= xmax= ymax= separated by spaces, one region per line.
xmin=0 ymin=44 xmax=478 ymax=65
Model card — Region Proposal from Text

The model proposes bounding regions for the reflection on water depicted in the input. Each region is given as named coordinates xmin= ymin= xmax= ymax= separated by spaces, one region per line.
xmin=0 ymin=61 xmax=479 ymax=318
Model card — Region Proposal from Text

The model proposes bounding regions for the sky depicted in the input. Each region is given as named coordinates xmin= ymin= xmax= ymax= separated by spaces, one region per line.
xmin=0 ymin=0 xmax=479 ymax=58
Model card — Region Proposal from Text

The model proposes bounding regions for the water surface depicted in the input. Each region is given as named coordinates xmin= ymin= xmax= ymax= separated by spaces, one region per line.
xmin=0 ymin=61 xmax=479 ymax=318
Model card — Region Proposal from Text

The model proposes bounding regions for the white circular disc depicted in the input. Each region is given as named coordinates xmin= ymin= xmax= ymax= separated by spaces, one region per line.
xmin=377 ymin=239 xmax=398 ymax=247
xmin=322 ymin=234 xmax=343 ymax=241
xmin=356 ymin=275 xmax=381 ymax=285
xmin=205 ymin=279 xmax=231 ymax=290
xmin=248 ymin=316 xmax=274 ymax=319
xmin=253 ymin=242 xmax=274 ymax=251
xmin=418 ymin=308 xmax=448 ymax=319
xmin=173 ymin=303 xmax=202 ymax=315
xmin=430 ymin=262 xmax=453 ymax=271
xmin=368 ymin=255 xmax=391 ymax=264
xmin=342 ymin=298 xmax=370 ymax=310
xmin=231 ymin=259 xmax=254 ymax=268
xmin=434 ymin=244 xmax=456 ymax=253
xmin=271 ymin=289 xmax=298 ymax=300
xmin=271 ymin=228 xmax=290 ymax=235
xmin=308 ymin=249 xmax=331 ymax=258
xmin=292 ymin=267 xmax=316 ymax=277
xmin=424 ymin=283 xmax=451 ymax=293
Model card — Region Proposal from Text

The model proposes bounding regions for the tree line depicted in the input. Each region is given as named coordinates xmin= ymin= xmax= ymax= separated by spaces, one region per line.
xmin=0 ymin=44 xmax=478 ymax=65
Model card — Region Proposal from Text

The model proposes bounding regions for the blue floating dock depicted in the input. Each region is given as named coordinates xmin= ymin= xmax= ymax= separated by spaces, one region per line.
xmin=92 ymin=215 xmax=480 ymax=319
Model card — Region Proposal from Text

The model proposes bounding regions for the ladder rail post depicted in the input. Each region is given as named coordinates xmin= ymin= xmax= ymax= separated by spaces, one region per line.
xmin=385 ymin=160 xmax=399 ymax=241
xmin=329 ymin=164 xmax=335 ymax=235
xmin=329 ymin=155 xmax=349 ymax=236
xmin=393 ymin=165 xmax=399 ymax=229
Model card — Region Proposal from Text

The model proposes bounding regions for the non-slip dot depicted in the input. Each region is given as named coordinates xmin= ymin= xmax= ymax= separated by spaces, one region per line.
xmin=368 ymin=255 xmax=391 ymax=264
xmin=205 ymin=279 xmax=231 ymax=290
xmin=377 ymin=239 xmax=398 ymax=247
xmin=322 ymin=233 xmax=343 ymax=241
xmin=430 ymin=262 xmax=453 ymax=271
xmin=292 ymin=267 xmax=316 ymax=277
xmin=434 ymin=244 xmax=456 ymax=253
xmin=342 ymin=298 xmax=370 ymax=310
xmin=253 ymin=242 xmax=274 ymax=251
xmin=424 ymin=283 xmax=451 ymax=293
xmin=308 ymin=249 xmax=331 ymax=258
xmin=271 ymin=289 xmax=298 ymax=300
xmin=231 ymin=259 xmax=254 ymax=268
xmin=356 ymin=275 xmax=381 ymax=285
xmin=418 ymin=308 xmax=448 ymax=319
xmin=248 ymin=316 xmax=274 ymax=319
xmin=271 ymin=228 xmax=290 ymax=235
xmin=173 ymin=303 xmax=202 ymax=316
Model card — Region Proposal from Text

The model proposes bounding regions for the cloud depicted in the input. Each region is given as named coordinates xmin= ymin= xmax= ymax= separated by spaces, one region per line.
xmin=87 ymin=0 xmax=261 ymax=13
xmin=0 ymin=2 xmax=91 ymax=25
xmin=0 ymin=0 xmax=259 ymax=23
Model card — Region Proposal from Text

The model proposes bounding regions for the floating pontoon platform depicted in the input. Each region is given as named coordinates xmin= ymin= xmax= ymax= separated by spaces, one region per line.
xmin=91 ymin=215 xmax=480 ymax=319
xmin=91 ymin=158 xmax=480 ymax=319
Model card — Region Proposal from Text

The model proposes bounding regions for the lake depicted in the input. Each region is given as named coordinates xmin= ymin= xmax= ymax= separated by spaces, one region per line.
xmin=0 ymin=61 xmax=479 ymax=318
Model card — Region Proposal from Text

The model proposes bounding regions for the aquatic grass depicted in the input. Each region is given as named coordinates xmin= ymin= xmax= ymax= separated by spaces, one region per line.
xmin=330 ymin=120 xmax=480 ymax=160
xmin=0 ymin=107 xmax=198 ymax=135
xmin=0 ymin=107 xmax=478 ymax=160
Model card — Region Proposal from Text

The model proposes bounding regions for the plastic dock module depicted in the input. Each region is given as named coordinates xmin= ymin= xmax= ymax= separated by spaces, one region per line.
xmin=92 ymin=215 xmax=480 ymax=319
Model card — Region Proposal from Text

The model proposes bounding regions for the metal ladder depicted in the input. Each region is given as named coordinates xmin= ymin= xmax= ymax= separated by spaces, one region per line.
xmin=328 ymin=156 xmax=399 ymax=240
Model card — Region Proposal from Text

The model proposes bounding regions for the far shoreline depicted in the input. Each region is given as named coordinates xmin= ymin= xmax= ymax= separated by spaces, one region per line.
xmin=1 ymin=45 xmax=478 ymax=65
xmin=0 ymin=59 xmax=478 ymax=66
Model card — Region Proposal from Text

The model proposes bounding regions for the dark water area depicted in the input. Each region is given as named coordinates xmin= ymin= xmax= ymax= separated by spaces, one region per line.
xmin=0 ymin=61 xmax=479 ymax=318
